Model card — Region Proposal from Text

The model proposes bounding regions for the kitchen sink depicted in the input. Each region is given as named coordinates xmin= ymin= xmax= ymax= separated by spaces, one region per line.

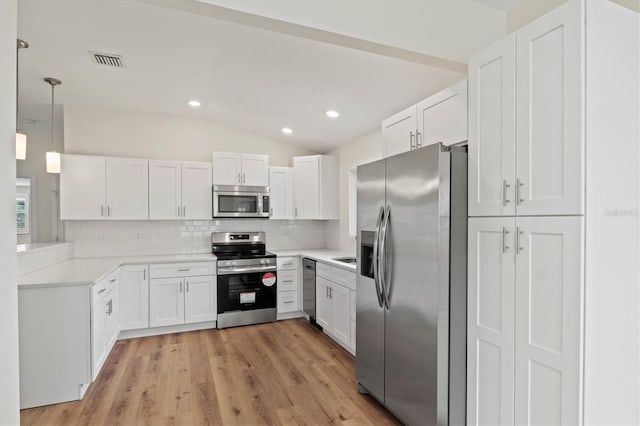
xmin=332 ymin=257 xmax=357 ymax=265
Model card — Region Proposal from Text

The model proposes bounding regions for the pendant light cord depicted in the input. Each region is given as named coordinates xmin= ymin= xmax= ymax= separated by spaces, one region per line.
xmin=50 ymin=83 xmax=54 ymax=151
xmin=16 ymin=39 xmax=28 ymax=132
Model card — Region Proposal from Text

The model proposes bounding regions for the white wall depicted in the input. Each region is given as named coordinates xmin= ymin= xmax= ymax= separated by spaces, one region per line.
xmin=326 ymin=129 xmax=383 ymax=253
xmin=63 ymin=105 xmax=315 ymax=165
xmin=0 ymin=0 xmax=21 ymax=423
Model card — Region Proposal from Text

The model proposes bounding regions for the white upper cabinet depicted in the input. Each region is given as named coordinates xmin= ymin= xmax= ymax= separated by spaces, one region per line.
xmin=293 ymin=155 xmax=338 ymax=220
xmin=468 ymin=0 xmax=583 ymax=217
xmin=61 ymin=154 xmax=148 ymax=220
xmin=468 ymin=35 xmax=517 ymax=217
xmin=149 ymin=161 xmax=212 ymax=220
xmin=416 ymin=79 xmax=468 ymax=148
xmin=149 ymin=160 xmax=182 ymax=219
xmin=241 ymin=154 xmax=269 ymax=186
xmin=382 ymin=105 xmax=417 ymax=158
xmin=269 ymin=167 xmax=294 ymax=219
xmin=211 ymin=152 xmax=242 ymax=185
xmin=382 ymin=79 xmax=469 ymax=158
xmin=105 ymin=157 xmax=149 ymax=220
xmin=60 ymin=154 xmax=107 ymax=220
xmin=515 ymin=2 xmax=583 ymax=216
xmin=212 ymin=152 xmax=269 ymax=186
xmin=181 ymin=162 xmax=212 ymax=219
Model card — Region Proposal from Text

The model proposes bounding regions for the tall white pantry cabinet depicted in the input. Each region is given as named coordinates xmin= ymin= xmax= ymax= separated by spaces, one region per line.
xmin=467 ymin=1 xmax=639 ymax=425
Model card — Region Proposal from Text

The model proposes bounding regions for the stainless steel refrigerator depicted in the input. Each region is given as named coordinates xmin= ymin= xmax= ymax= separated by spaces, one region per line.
xmin=356 ymin=143 xmax=467 ymax=425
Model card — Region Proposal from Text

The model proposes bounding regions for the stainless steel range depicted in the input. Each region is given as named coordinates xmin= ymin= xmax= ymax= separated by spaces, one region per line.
xmin=212 ymin=232 xmax=277 ymax=329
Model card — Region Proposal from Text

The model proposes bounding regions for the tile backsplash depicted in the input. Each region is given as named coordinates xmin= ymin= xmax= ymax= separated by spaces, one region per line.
xmin=65 ymin=220 xmax=328 ymax=258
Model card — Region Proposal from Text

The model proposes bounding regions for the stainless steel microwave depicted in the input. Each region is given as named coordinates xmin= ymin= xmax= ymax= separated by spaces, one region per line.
xmin=212 ymin=185 xmax=270 ymax=218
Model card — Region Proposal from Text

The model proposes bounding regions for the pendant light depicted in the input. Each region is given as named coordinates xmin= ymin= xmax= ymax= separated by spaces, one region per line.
xmin=44 ymin=77 xmax=62 ymax=174
xmin=15 ymin=39 xmax=29 ymax=160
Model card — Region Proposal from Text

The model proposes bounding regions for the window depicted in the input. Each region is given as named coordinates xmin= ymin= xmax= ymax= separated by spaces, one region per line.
xmin=16 ymin=195 xmax=29 ymax=235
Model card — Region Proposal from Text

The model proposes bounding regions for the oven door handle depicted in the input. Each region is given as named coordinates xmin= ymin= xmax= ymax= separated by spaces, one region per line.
xmin=217 ymin=266 xmax=277 ymax=275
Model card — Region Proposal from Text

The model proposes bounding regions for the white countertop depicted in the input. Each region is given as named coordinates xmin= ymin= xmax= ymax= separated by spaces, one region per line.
xmin=18 ymin=254 xmax=218 ymax=288
xmin=271 ymin=249 xmax=356 ymax=272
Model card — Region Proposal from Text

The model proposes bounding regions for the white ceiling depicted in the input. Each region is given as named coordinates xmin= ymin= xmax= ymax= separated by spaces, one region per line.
xmin=17 ymin=0 xmax=471 ymax=152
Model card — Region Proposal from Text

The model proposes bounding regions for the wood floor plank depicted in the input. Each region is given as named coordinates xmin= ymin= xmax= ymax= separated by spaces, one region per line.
xmin=20 ymin=319 xmax=401 ymax=426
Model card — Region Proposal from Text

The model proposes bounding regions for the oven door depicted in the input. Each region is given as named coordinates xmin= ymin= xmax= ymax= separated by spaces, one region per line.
xmin=217 ymin=270 xmax=277 ymax=313
xmin=212 ymin=186 xmax=270 ymax=218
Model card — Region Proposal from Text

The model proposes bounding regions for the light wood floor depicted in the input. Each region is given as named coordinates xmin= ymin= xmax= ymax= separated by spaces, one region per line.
xmin=21 ymin=318 xmax=400 ymax=426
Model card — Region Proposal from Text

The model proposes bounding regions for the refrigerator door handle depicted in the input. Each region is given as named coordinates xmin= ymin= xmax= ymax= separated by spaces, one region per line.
xmin=372 ymin=206 xmax=385 ymax=308
xmin=379 ymin=205 xmax=391 ymax=309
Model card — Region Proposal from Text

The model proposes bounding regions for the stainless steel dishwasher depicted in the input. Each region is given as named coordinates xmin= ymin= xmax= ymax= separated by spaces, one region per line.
xmin=302 ymin=258 xmax=316 ymax=321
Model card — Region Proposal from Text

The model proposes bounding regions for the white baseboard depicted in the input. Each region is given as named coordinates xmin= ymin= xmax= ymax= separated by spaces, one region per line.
xmin=118 ymin=321 xmax=217 ymax=340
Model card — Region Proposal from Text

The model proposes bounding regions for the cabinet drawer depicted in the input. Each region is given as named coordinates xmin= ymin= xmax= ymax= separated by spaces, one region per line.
xmin=278 ymin=290 xmax=299 ymax=313
xmin=149 ymin=262 xmax=215 ymax=278
xmin=277 ymin=256 xmax=298 ymax=270
xmin=278 ymin=270 xmax=298 ymax=292
xmin=93 ymin=268 xmax=121 ymax=302
xmin=316 ymin=262 xmax=332 ymax=280
xmin=332 ymin=267 xmax=356 ymax=290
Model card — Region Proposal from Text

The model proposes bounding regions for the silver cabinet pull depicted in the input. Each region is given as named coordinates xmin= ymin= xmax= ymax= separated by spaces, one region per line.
xmin=516 ymin=179 xmax=525 ymax=206
xmin=416 ymin=130 xmax=422 ymax=148
xmin=143 ymin=269 xmax=146 ymax=280
xmin=177 ymin=268 xmax=190 ymax=272
xmin=503 ymin=180 xmax=511 ymax=206
xmin=186 ymin=281 xmax=189 ymax=292
xmin=295 ymin=208 xmax=298 ymax=217
xmin=502 ymin=227 xmax=510 ymax=253
xmin=183 ymin=206 xmax=186 ymax=217
xmin=109 ymin=278 xmax=117 ymax=283
xmin=107 ymin=206 xmax=111 ymax=217
xmin=409 ymin=131 xmax=416 ymax=149
xmin=179 ymin=281 xmax=183 ymax=293
xmin=98 ymin=288 xmax=106 ymax=294
xmin=516 ymin=227 xmax=524 ymax=255
xmin=101 ymin=205 xmax=105 ymax=217
xmin=283 ymin=301 xmax=294 ymax=304
xmin=283 ymin=280 xmax=294 ymax=283
xmin=106 ymin=299 xmax=113 ymax=316
xmin=243 ymin=173 xmax=246 ymax=184
xmin=270 ymin=208 xmax=273 ymax=216
xmin=177 ymin=206 xmax=181 ymax=217
xmin=237 ymin=173 xmax=241 ymax=184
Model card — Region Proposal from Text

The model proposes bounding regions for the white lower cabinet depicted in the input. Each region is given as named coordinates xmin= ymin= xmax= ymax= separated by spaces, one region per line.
xmin=467 ymin=216 xmax=582 ymax=425
xmin=149 ymin=262 xmax=216 ymax=328
xmin=277 ymin=257 xmax=300 ymax=315
xmin=120 ymin=264 xmax=149 ymax=330
xmin=91 ymin=269 xmax=121 ymax=380
xmin=316 ymin=270 xmax=354 ymax=351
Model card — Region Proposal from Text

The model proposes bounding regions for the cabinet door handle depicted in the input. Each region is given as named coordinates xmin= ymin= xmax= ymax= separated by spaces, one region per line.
xmin=178 ymin=268 xmax=190 ymax=272
xmin=516 ymin=227 xmax=524 ymax=255
xmin=329 ymin=287 xmax=333 ymax=299
xmin=295 ymin=208 xmax=298 ymax=217
xmin=107 ymin=299 xmax=113 ymax=315
xmin=183 ymin=206 xmax=186 ymax=217
xmin=237 ymin=173 xmax=241 ymax=184
xmin=109 ymin=278 xmax=117 ymax=283
xmin=101 ymin=205 xmax=104 ymax=217
xmin=270 ymin=208 xmax=273 ymax=216
xmin=243 ymin=173 xmax=246 ymax=184
xmin=186 ymin=281 xmax=189 ymax=292
xmin=503 ymin=180 xmax=511 ymax=206
xmin=107 ymin=206 xmax=111 ymax=217
xmin=283 ymin=301 xmax=294 ymax=304
xmin=98 ymin=288 xmax=106 ymax=294
xmin=177 ymin=206 xmax=181 ymax=217
xmin=502 ymin=227 xmax=510 ymax=253
xmin=416 ymin=130 xmax=422 ymax=148
xmin=179 ymin=281 xmax=183 ymax=293
xmin=410 ymin=131 xmax=416 ymax=149
xmin=143 ymin=269 xmax=146 ymax=280
xmin=516 ymin=179 xmax=525 ymax=206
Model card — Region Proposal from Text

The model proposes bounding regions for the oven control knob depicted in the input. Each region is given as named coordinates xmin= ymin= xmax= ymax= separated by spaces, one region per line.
xmin=231 ymin=261 xmax=237 ymax=266
xmin=260 ymin=259 xmax=266 ymax=265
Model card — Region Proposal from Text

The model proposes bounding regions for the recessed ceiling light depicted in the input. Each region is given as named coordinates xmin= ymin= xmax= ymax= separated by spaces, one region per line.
xmin=188 ymin=100 xmax=201 ymax=108
xmin=282 ymin=127 xmax=293 ymax=135
xmin=326 ymin=110 xmax=340 ymax=118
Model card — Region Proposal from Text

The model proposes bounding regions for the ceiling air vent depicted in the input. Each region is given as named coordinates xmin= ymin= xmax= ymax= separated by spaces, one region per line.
xmin=90 ymin=51 xmax=125 ymax=68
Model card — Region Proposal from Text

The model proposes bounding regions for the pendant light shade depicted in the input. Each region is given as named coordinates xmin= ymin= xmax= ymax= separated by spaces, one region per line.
xmin=44 ymin=77 xmax=62 ymax=174
xmin=16 ymin=132 xmax=27 ymax=160
xmin=16 ymin=39 xmax=29 ymax=160
xmin=46 ymin=151 xmax=61 ymax=173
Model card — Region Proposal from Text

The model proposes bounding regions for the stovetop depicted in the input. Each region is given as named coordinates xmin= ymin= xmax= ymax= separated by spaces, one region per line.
xmin=211 ymin=231 xmax=275 ymax=262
